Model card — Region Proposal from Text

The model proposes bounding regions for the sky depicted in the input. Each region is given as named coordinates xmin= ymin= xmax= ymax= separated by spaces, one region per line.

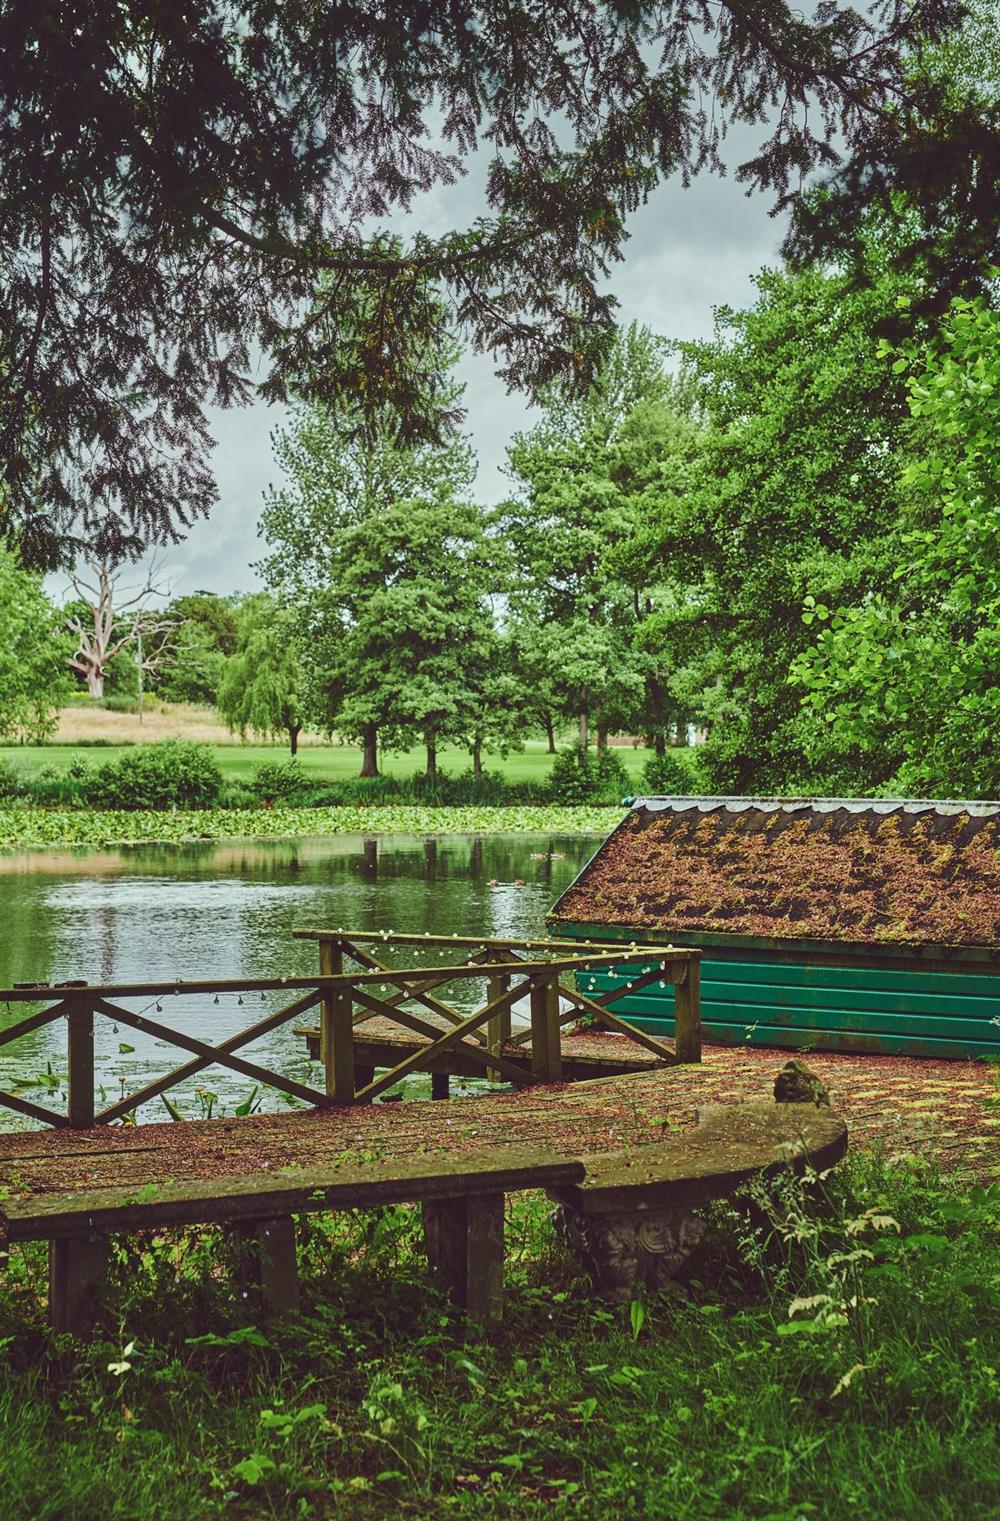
xmin=143 ymin=131 xmax=790 ymax=602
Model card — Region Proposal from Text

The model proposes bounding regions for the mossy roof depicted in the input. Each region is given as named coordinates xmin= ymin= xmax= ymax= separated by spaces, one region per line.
xmin=550 ymin=797 xmax=1000 ymax=948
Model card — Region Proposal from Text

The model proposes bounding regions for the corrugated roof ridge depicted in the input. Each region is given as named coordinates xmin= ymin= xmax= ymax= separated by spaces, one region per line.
xmin=628 ymin=795 xmax=1000 ymax=818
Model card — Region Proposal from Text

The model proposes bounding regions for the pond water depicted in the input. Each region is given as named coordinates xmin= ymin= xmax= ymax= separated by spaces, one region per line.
xmin=0 ymin=832 xmax=599 ymax=1123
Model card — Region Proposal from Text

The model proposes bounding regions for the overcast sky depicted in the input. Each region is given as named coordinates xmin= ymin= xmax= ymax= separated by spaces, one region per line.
xmin=146 ymin=137 xmax=789 ymax=601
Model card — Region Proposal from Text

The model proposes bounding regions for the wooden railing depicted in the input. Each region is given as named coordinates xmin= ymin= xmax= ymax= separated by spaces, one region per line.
xmin=293 ymin=931 xmax=702 ymax=1099
xmin=0 ymin=936 xmax=700 ymax=1129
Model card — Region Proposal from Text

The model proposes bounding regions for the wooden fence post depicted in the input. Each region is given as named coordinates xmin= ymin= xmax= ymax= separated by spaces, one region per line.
xmin=673 ymin=955 xmax=702 ymax=1064
xmin=66 ymin=986 xmax=95 ymax=1128
xmin=486 ymin=968 xmax=511 ymax=1057
xmin=529 ymin=974 xmax=562 ymax=1084
xmin=319 ymin=938 xmax=356 ymax=1104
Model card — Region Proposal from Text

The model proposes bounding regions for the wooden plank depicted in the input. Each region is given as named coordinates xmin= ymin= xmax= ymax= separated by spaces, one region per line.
xmin=0 ymin=954 xmax=636 ymax=1004
xmin=320 ymin=939 xmax=355 ymax=1104
xmin=356 ymin=980 xmax=537 ymax=1102
xmin=423 ymin=1192 xmax=504 ymax=1326
xmin=67 ymin=995 xmax=95 ymax=1128
xmin=0 ymin=1089 xmax=70 ymax=1128
xmin=555 ymin=979 xmax=682 ymax=1063
xmin=296 ymin=930 xmax=693 ymax=959
xmin=94 ymin=990 xmax=323 ymax=1124
xmin=48 ymin=1234 xmax=110 ymax=1336
xmin=350 ymin=984 xmax=456 ymax=1044
xmin=345 ymin=942 xmax=481 ymax=1038
xmin=506 ymin=963 xmax=678 ymax=1054
xmin=486 ymin=971 xmax=511 ymax=1054
xmin=232 ymin=1217 xmax=300 ymax=1318
xmin=546 ymin=1106 xmax=849 ymax=1214
xmin=431 ymin=1073 xmax=450 ymax=1100
xmin=0 ymin=1000 xmax=70 ymax=1050
xmin=1 ymin=1148 xmax=586 ymax=1240
xmin=297 ymin=1027 xmax=659 ymax=1080
xmin=673 ymin=957 xmax=702 ymax=1062
xmin=530 ymin=976 xmax=562 ymax=1083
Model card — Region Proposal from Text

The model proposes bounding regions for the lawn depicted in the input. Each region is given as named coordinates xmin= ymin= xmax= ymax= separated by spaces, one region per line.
xmin=0 ymin=737 xmax=655 ymax=785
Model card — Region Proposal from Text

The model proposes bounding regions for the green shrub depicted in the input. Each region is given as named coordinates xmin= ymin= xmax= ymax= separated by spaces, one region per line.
xmin=86 ymin=740 xmax=224 ymax=809
xmin=251 ymin=759 xmax=311 ymax=805
xmin=639 ymin=747 xmax=706 ymax=795
xmin=0 ymin=760 xmax=28 ymax=802
xmin=26 ymin=761 xmax=92 ymax=806
xmin=548 ymin=745 xmax=630 ymax=803
xmin=99 ymin=694 xmax=140 ymax=714
xmin=218 ymin=780 xmax=256 ymax=809
xmin=303 ymin=769 xmax=553 ymax=807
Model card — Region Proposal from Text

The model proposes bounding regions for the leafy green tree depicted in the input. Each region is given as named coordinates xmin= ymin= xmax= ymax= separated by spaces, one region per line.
xmin=501 ymin=325 xmax=675 ymax=751
xmin=792 ymin=292 xmax=1000 ymax=797
xmin=259 ymin=342 xmax=509 ymax=778
xmin=148 ymin=592 xmax=239 ymax=705
xmin=159 ymin=623 xmax=227 ymax=706
xmin=0 ymin=549 xmax=69 ymax=740
xmin=217 ymin=596 xmax=307 ymax=755
xmin=654 ymin=254 xmax=919 ymax=792
xmin=304 ymin=497 xmax=505 ymax=780
xmin=604 ymin=389 xmax=708 ymax=755
xmin=168 ymin=594 xmax=239 ymax=657
xmin=1 ymin=2 xmax=957 ymax=563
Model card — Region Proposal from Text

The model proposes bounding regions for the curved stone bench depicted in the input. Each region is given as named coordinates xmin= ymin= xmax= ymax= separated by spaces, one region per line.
xmin=547 ymin=1102 xmax=848 ymax=1301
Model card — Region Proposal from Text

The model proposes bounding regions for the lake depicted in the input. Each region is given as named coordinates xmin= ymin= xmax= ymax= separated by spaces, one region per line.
xmin=0 ymin=832 xmax=600 ymax=1122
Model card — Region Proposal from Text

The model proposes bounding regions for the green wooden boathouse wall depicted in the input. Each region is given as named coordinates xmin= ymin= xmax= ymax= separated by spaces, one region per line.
xmin=548 ymin=797 xmax=1000 ymax=1060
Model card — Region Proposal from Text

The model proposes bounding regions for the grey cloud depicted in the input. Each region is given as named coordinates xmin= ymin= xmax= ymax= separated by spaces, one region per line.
xmin=140 ymin=163 xmax=788 ymax=597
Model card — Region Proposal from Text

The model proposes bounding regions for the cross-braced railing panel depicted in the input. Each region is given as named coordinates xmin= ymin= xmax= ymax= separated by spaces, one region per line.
xmin=92 ymin=992 xmax=328 ymax=1123
xmin=294 ymin=930 xmax=702 ymax=1097
xmin=0 ymin=935 xmax=701 ymax=1130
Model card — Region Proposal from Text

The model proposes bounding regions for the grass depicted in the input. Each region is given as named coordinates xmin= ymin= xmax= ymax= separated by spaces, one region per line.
xmin=1 ymin=1151 xmax=999 ymax=1519
xmin=0 ymin=804 xmax=620 ymax=850
xmin=1 ymin=727 xmax=656 ymax=785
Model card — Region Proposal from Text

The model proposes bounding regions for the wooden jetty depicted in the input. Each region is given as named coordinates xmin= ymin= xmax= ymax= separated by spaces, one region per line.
xmin=291 ymin=930 xmax=702 ymax=1096
xmin=0 ymin=933 xmax=705 ymax=1334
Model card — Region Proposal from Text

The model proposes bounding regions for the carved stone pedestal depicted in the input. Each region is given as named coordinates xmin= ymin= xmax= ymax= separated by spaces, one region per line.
xmin=553 ymin=1203 xmax=705 ymax=1302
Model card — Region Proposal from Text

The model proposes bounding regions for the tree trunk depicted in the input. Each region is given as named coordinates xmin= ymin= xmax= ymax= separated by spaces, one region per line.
xmin=544 ymin=714 xmax=556 ymax=754
xmin=426 ymin=733 xmax=437 ymax=781
xmin=472 ymin=738 xmax=483 ymax=781
xmin=596 ymin=728 xmax=608 ymax=753
xmin=655 ymin=732 xmax=666 ymax=758
xmin=577 ymin=709 xmax=588 ymax=752
xmin=288 ymin=725 xmax=300 ymax=756
xmin=86 ymin=669 xmax=104 ymax=700
xmin=360 ymin=723 xmax=379 ymax=778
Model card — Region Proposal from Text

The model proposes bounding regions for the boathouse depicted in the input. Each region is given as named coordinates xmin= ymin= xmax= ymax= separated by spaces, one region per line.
xmin=548 ymin=796 xmax=1000 ymax=1059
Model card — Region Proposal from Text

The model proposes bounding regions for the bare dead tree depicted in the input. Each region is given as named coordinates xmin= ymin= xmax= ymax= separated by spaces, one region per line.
xmin=65 ymin=554 xmax=172 ymax=699
xmin=131 ymin=613 xmax=181 ymax=721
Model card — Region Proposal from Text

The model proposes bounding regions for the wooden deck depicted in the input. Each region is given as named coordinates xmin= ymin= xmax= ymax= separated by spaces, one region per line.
xmin=296 ymin=1016 xmax=668 ymax=1084
xmin=0 ymin=1042 xmax=996 ymax=1199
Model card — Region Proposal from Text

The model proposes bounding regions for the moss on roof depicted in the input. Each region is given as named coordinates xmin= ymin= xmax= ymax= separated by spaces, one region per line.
xmin=551 ymin=806 xmax=1000 ymax=948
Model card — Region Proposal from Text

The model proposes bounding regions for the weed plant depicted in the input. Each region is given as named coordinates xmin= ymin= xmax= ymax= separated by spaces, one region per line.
xmin=0 ymin=1151 xmax=997 ymax=1519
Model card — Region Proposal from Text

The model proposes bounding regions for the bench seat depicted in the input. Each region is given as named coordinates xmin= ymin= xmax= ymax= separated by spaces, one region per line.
xmin=0 ymin=1147 xmax=585 ymax=1336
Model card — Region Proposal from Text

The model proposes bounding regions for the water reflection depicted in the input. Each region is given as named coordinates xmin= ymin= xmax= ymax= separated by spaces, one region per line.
xmin=0 ymin=833 xmax=595 ymax=1122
